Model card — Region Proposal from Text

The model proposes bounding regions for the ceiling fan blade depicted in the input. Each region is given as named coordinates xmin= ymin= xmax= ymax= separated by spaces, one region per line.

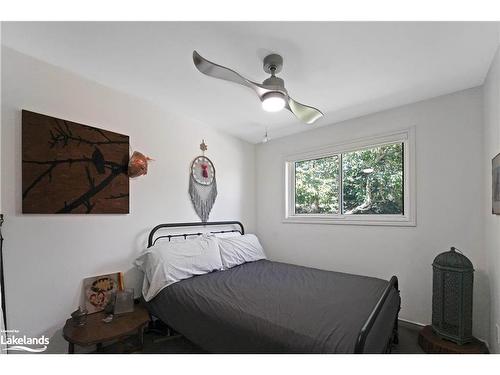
xmin=193 ymin=51 xmax=264 ymax=95
xmin=286 ymin=97 xmax=323 ymax=124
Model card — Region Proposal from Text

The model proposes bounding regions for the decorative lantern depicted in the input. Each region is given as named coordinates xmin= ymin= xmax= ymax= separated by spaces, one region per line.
xmin=432 ymin=247 xmax=474 ymax=345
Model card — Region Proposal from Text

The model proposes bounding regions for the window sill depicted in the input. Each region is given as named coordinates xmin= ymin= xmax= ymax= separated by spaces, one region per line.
xmin=282 ymin=215 xmax=416 ymax=227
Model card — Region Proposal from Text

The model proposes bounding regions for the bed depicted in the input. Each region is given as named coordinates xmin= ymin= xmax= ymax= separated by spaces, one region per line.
xmin=143 ymin=221 xmax=401 ymax=354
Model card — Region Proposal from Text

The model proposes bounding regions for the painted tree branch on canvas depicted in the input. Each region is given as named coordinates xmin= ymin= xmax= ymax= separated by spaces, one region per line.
xmin=22 ymin=110 xmax=130 ymax=214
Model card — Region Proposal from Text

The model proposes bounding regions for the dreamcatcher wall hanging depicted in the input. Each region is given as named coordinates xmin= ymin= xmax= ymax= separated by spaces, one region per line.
xmin=189 ymin=140 xmax=217 ymax=222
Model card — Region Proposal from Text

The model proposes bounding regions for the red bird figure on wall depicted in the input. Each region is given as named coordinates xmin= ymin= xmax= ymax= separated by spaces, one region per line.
xmin=128 ymin=151 xmax=153 ymax=178
xmin=201 ymin=164 xmax=209 ymax=178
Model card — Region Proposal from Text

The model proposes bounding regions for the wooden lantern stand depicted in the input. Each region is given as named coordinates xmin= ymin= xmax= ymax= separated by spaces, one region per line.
xmin=418 ymin=325 xmax=488 ymax=354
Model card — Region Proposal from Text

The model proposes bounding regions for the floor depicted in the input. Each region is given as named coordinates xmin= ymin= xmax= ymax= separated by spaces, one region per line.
xmin=392 ymin=321 xmax=425 ymax=354
xmin=69 ymin=320 xmax=425 ymax=354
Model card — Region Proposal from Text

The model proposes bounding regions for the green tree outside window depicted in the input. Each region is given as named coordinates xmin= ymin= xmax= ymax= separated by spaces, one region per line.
xmin=294 ymin=143 xmax=403 ymax=215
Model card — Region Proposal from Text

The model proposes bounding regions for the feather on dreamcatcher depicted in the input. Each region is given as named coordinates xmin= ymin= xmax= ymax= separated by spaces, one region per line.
xmin=189 ymin=140 xmax=217 ymax=222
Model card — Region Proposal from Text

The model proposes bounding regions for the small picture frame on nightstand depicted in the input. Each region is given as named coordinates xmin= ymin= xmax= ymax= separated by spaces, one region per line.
xmin=114 ymin=289 xmax=134 ymax=314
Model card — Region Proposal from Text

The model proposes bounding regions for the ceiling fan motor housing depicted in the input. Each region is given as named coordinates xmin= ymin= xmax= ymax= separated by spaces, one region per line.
xmin=262 ymin=75 xmax=285 ymax=89
xmin=263 ymin=53 xmax=283 ymax=75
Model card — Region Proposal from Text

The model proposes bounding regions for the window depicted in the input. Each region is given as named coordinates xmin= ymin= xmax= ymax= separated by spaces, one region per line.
xmin=284 ymin=129 xmax=415 ymax=226
xmin=342 ymin=143 xmax=403 ymax=215
xmin=295 ymin=155 xmax=339 ymax=214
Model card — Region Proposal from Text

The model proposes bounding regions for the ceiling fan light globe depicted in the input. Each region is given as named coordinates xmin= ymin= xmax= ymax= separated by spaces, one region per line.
xmin=261 ymin=92 xmax=286 ymax=112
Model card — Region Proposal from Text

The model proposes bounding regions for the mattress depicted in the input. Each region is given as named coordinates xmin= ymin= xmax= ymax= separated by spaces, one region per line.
xmin=146 ymin=259 xmax=400 ymax=353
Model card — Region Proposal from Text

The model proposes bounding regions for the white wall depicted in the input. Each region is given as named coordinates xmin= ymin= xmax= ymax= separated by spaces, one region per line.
xmin=483 ymin=44 xmax=500 ymax=353
xmin=256 ymin=87 xmax=489 ymax=341
xmin=0 ymin=47 xmax=256 ymax=339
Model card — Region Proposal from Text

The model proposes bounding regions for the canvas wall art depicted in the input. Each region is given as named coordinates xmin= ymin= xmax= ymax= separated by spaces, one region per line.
xmin=493 ymin=153 xmax=500 ymax=215
xmin=22 ymin=110 xmax=129 ymax=213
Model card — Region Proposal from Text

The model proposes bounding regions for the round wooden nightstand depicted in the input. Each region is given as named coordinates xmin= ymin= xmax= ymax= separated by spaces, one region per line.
xmin=63 ymin=304 xmax=150 ymax=354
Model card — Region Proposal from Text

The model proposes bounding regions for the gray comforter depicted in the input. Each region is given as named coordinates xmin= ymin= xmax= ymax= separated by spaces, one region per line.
xmin=146 ymin=259 xmax=400 ymax=353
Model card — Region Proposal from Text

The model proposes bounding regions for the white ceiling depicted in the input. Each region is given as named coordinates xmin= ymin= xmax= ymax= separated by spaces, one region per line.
xmin=2 ymin=22 xmax=499 ymax=143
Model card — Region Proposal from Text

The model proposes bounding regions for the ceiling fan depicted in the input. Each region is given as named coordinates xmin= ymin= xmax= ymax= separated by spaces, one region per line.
xmin=193 ymin=51 xmax=323 ymax=125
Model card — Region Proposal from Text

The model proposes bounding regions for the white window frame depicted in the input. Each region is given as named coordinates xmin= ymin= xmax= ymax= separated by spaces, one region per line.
xmin=283 ymin=127 xmax=416 ymax=226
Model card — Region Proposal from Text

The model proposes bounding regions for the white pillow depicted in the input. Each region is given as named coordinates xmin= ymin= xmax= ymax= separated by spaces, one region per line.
xmin=135 ymin=235 xmax=223 ymax=301
xmin=216 ymin=234 xmax=267 ymax=269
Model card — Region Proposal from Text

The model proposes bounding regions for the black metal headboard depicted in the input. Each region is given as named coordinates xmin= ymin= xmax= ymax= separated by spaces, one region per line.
xmin=147 ymin=221 xmax=244 ymax=248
